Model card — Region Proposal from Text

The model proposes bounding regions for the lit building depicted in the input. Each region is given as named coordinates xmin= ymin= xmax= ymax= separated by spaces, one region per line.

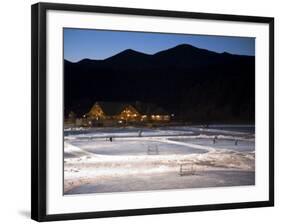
xmin=87 ymin=101 xmax=170 ymax=124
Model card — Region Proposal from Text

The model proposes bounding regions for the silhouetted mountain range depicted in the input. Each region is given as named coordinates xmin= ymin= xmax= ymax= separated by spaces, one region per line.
xmin=64 ymin=44 xmax=255 ymax=123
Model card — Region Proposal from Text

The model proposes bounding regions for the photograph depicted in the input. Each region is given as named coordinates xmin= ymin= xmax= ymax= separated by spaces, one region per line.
xmin=63 ymin=28 xmax=256 ymax=195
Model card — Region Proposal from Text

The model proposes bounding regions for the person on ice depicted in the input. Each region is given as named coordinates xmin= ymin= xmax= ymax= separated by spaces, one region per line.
xmin=213 ymin=136 xmax=218 ymax=144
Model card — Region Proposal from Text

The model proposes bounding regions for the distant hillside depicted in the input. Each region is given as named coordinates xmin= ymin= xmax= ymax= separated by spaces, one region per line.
xmin=64 ymin=44 xmax=255 ymax=123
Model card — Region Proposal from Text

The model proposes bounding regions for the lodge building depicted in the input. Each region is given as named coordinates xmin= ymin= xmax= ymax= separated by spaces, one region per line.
xmin=86 ymin=101 xmax=170 ymax=124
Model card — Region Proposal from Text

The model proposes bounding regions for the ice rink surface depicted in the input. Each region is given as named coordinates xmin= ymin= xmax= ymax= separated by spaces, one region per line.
xmin=64 ymin=125 xmax=255 ymax=194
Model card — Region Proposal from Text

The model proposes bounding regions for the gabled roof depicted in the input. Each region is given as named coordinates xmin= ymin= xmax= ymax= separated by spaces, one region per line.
xmin=95 ymin=102 xmax=129 ymax=116
xmin=91 ymin=101 xmax=169 ymax=116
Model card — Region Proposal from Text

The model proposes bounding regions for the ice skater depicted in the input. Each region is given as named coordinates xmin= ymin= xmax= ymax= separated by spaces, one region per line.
xmin=138 ymin=129 xmax=143 ymax=137
xmin=213 ymin=136 xmax=218 ymax=144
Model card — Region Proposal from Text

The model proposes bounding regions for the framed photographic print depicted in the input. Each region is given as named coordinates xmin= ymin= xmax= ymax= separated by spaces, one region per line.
xmin=31 ymin=2 xmax=274 ymax=222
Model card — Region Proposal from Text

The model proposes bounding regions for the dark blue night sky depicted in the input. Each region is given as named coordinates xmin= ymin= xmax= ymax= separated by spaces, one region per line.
xmin=64 ymin=28 xmax=255 ymax=62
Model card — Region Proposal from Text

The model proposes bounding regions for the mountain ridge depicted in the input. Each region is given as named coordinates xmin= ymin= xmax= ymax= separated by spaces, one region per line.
xmin=64 ymin=43 xmax=255 ymax=123
xmin=67 ymin=44 xmax=253 ymax=64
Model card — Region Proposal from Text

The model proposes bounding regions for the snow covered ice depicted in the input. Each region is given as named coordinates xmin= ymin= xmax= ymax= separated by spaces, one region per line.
xmin=64 ymin=125 xmax=255 ymax=195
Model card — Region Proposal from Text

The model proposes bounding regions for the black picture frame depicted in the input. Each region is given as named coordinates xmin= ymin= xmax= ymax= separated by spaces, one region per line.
xmin=31 ymin=2 xmax=274 ymax=222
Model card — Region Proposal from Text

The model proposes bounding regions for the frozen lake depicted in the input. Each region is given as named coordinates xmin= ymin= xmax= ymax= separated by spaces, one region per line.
xmin=66 ymin=170 xmax=255 ymax=195
xmin=66 ymin=138 xmax=208 ymax=156
xmin=64 ymin=125 xmax=255 ymax=194
xmin=169 ymin=138 xmax=254 ymax=152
